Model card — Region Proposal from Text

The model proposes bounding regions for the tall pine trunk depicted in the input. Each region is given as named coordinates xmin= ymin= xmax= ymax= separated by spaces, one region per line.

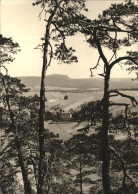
xmin=101 ymin=67 xmax=110 ymax=194
xmin=37 ymin=24 xmax=50 ymax=194
xmin=37 ymin=5 xmax=57 ymax=194
xmin=93 ymin=28 xmax=111 ymax=193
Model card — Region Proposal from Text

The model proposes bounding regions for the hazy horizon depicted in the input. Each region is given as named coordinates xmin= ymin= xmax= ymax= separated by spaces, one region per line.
xmin=17 ymin=73 xmax=137 ymax=80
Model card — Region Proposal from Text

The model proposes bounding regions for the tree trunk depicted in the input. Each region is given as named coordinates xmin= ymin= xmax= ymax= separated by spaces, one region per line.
xmin=79 ymin=154 xmax=83 ymax=194
xmin=15 ymin=136 xmax=32 ymax=194
xmin=2 ymin=77 xmax=32 ymax=194
xmin=101 ymin=67 xmax=111 ymax=194
xmin=37 ymin=5 xmax=57 ymax=194
xmin=37 ymin=24 xmax=49 ymax=194
xmin=9 ymin=114 xmax=32 ymax=194
xmin=93 ymin=27 xmax=111 ymax=193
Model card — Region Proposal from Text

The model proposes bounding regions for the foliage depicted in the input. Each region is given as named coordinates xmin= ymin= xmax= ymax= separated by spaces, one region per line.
xmin=78 ymin=100 xmax=102 ymax=125
xmin=33 ymin=0 xmax=87 ymax=64
xmin=0 ymin=34 xmax=20 ymax=66
xmin=45 ymin=110 xmax=55 ymax=121
xmin=65 ymin=132 xmax=101 ymax=193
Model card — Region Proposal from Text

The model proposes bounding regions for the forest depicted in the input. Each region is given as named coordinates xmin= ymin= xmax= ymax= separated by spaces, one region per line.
xmin=0 ymin=0 xmax=138 ymax=194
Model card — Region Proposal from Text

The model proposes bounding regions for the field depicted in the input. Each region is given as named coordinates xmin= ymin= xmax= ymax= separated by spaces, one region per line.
xmin=41 ymin=89 xmax=138 ymax=141
xmin=26 ymin=89 xmax=138 ymax=113
xmin=46 ymin=90 xmax=103 ymax=111
xmin=26 ymin=90 xmax=103 ymax=109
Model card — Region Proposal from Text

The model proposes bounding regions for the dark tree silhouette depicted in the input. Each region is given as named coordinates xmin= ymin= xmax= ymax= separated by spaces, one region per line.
xmin=0 ymin=34 xmax=20 ymax=66
xmin=0 ymin=75 xmax=33 ymax=194
xmin=33 ymin=0 xmax=87 ymax=193
xmin=0 ymin=35 xmax=34 ymax=194
xmin=78 ymin=1 xmax=138 ymax=193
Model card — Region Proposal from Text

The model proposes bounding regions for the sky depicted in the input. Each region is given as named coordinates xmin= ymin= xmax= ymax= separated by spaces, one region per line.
xmin=1 ymin=0 xmax=137 ymax=78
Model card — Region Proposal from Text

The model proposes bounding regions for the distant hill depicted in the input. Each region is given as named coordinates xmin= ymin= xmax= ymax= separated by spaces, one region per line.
xmin=18 ymin=74 xmax=138 ymax=90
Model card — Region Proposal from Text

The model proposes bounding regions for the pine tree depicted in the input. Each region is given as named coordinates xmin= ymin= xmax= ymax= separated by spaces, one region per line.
xmin=33 ymin=1 xmax=88 ymax=192
xmin=78 ymin=1 xmax=138 ymax=192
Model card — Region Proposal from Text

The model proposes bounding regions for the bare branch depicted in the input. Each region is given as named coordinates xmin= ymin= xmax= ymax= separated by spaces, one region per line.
xmin=97 ymin=25 xmax=135 ymax=34
xmin=109 ymin=146 xmax=136 ymax=189
xmin=0 ymin=65 xmax=8 ymax=75
xmin=34 ymin=44 xmax=43 ymax=51
xmin=90 ymin=56 xmax=101 ymax=70
xmin=109 ymin=90 xmax=138 ymax=106
xmin=90 ymin=56 xmax=101 ymax=77
xmin=93 ymin=28 xmax=108 ymax=66
xmin=110 ymin=56 xmax=138 ymax=69
xmin=38 ymin=5 xmax=45 ymax=19
xmin=98 ymin=73 xmax=105 ymax=77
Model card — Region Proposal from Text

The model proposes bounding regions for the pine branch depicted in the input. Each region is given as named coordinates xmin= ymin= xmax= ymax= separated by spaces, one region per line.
xmin=109 ymin=102 xmax=131 ymax=136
